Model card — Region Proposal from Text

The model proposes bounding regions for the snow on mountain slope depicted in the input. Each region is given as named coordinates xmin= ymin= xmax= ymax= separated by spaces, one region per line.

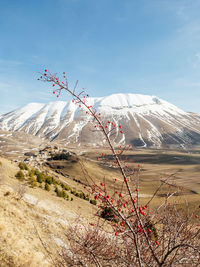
xmin=0 ymin=93 xmax=200 ymax=148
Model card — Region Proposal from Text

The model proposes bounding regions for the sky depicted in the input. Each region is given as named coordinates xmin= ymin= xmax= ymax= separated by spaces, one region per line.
xmin=0 ymin=0 xmax=200 ymax=114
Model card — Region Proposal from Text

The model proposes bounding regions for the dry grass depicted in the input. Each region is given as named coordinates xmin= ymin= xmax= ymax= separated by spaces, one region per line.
xmin=0 ymin=156 xmax=98 ymax=266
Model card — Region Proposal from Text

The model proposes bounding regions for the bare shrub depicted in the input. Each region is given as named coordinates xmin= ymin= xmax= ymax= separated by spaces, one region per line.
xmin=57 ymin=224 xmax=124 ymax=266
xmin=15 ymin=184 xmax=27 ymax=200
xmin=39 ymin=70 xmax=200 ymax=267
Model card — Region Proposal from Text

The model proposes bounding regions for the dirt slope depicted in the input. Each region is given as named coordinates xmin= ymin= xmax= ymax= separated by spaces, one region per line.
xmin=0 ymin=156 xmax=97 ymax=266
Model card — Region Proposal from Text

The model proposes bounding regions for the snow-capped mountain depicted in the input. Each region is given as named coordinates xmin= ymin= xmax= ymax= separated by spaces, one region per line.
xmin=1 ymin=93 xmax=200 ymax=148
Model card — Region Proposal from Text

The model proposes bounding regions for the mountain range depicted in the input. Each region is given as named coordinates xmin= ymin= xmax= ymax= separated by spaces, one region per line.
xmin=0 ymin=93 xmax=200 ymax=148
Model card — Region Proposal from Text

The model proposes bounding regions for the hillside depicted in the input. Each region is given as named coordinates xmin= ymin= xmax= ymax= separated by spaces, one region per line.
xmin=0 ymin=143 xmax=200 ymax=266
xmin=0 ymin=156 xmax=98 ymax=266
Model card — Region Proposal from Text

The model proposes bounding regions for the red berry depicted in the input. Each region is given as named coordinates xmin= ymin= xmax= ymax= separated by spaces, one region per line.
xmin=119 ymin=125 xmax=122 ymax=129
xmin=155 ymin=241 xmax=159 ymax=245
xmin=120 ymin=130 xmax=123 ymax=134
xmin=45 ymin=69 xmax=47 ymax=72
xmin=57 ymin=95 xmax=59 ymax=98
xmin=53 ymin=91 xmax=55 ymax=94
xmin=115 ymin=232 xmax=118 ymax=236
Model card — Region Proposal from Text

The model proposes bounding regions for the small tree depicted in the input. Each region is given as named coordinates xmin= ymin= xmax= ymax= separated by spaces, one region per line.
xmin=45 ymin=183 xmax=51 ymax=191
xmin=61 ymin=190 xmax=68 ymax=199
xmin=18 ymin=162 xmax=29 ymax=171
xmin=45 ymin=176 xmax=54 ymax=184
xmin=39 ymin=70 xmax=200 ymax=267
xmin=28 ymin=169 xmax=35 ymax=178
xmin=36 ymin=173 xmax=44 ymax=183
xmin=28 ymin=177 xmax=37 ymax=188
xmin=89 ymin=199 xmax=97 ymax=205
xmin=15 ymin=170 xmax=25 ymax=181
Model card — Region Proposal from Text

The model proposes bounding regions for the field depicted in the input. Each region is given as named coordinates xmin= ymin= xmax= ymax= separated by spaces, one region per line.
xmin=45 ymin=145 xmax=200 ymax=212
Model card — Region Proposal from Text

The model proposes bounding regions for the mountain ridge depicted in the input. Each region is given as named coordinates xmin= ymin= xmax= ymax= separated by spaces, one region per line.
xmin=0 ymin=93 xmax=200 ymax=148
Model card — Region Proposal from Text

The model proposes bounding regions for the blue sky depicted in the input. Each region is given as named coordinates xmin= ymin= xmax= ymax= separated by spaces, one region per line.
xmin=1 ymin=0 xmax=200 ymax=114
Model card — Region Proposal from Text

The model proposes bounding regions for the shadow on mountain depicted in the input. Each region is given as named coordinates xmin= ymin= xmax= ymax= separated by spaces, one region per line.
xmin=129 ymin=128 xmax=200 ymax=149
xmin=117 ymin=128 xmax=200 ymax=165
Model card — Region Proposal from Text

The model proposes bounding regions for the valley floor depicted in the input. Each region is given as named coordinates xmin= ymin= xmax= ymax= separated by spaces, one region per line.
xmin=0 ymin=143 xmax=200 ymax=266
